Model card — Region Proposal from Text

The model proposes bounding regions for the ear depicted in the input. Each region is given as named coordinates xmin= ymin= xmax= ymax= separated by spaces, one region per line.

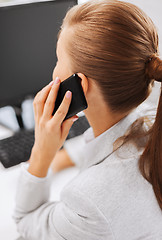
xmin=77 ymin=73 xmax=89 ymax=95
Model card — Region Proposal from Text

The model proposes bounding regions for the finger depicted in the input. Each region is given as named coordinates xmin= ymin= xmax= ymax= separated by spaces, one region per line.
xmin=52 ymin=90 xmax=72 ymax=125
xmin=33 ymin=83 xmax=52 ymax=120
xmin=61 ymin=116 xmax=79 ymax=140
xmin=43 ymin=77 xmax=60 ymax=120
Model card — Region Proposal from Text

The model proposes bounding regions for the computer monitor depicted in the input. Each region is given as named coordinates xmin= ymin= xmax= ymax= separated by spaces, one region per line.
xmin=0 ymin=0 xmax=77 ymax=127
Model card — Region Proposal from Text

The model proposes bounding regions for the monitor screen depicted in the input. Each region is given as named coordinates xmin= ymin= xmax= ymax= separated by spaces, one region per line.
xmin=0 ymin=0 xmax=77 ymax=107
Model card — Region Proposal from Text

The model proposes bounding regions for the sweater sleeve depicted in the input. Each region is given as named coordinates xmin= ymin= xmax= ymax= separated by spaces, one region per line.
xmin=13 ymin=163 xmax=112 ymax=240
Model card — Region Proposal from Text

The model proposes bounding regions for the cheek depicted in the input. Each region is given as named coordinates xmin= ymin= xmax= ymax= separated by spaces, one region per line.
xmin=52 ymin=61 xmax=73 ymax=82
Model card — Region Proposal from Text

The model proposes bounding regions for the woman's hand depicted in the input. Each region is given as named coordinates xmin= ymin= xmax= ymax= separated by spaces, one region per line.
xmin=28 ymin=77 xmax=78 ymax=177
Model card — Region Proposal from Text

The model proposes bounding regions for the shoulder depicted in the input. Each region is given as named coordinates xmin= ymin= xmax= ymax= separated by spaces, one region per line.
xmin=61 ymin=150 xmax=153 ymax=214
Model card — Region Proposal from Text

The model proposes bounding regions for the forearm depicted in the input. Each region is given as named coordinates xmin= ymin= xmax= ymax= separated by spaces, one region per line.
xmin=28 ymin=146 xmax=53 ymax=178
xmin=14 ymin=163 xmax=51 ymax=222
xmin=13 ymin=163 xmax=55 ymax=239
xmin=51 ymin=148 xmax=75 ymax=173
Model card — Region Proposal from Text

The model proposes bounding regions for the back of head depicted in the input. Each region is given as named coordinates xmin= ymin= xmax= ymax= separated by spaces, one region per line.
xmin=62 ymin=0 xmax=159 ymax=112
xmin=61 ymin=0 xmax=162 ymax=209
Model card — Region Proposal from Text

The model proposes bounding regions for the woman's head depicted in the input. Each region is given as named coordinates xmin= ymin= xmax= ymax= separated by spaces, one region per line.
xmin=57 ymin=0 xmax=159 ymax=114
xmin=54 ymin=0 xmax=162 ymax=210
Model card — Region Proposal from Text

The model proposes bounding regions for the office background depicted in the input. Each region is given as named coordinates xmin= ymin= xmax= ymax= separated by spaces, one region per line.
xmin=0 ymin=0 xmax=161 ymax=239
xmin=0 ymin=0 xmax=161 ymax=132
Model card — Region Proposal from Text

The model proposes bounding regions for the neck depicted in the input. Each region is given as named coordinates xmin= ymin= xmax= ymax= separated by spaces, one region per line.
xmin=83 ymin=79 xmax=127 ymax=138
xmin=84 ymin=105 xmax=126 ymax=138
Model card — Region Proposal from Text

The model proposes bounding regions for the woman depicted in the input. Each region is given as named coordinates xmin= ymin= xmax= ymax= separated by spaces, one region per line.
xmin=14 ymin=0 xmax=162 ymax=239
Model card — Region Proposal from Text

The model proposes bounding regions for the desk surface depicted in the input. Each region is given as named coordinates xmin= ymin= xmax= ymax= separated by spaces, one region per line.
xmin=0 ymin=163 xmax=20 ymax=239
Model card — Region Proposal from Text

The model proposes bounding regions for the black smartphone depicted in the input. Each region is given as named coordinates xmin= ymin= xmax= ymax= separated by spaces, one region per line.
xmin=52 ymin=74 xmax=88 ymax=120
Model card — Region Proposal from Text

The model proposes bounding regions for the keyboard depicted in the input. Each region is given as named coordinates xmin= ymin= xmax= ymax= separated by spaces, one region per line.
xmin=0 ymin=116 xmax=90 ymax=168
xmin=67 ymin=115 xmax=90 ymax=140
xmin=0 ymin=129 xmax=34 ymax=168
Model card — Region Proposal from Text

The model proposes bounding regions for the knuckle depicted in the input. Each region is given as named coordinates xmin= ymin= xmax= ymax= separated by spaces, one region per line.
xmin=46 ymin=100 xmax=53 ymax=107
xmin=33 ymin=95 xmax=41 ymax=105
xmin=38 ymin=98 xmax=42 ymax=104
xmin=57 ymin=109 xmax=66 ymax=116
xmin=47 ymin=123 xmax=54 ymax=132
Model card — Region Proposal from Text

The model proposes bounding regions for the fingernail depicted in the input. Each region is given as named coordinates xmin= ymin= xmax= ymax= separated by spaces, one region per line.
xmin=49 ymin=80 xmax=54 ymax=86
xmin=72 ymin=117 xmax=79 ymax=122
xmin=54 ymin=77 xmax=60 ymax=85
xmin=66 ymin=90 xmax=72 ymax=99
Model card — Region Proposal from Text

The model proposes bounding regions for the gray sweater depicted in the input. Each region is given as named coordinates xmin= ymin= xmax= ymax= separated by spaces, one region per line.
xmin=13 ymin=106 xmax=162 ymax=240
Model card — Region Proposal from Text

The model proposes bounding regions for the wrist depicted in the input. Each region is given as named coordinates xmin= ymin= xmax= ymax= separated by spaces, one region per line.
xmin=28 ymin=146 xmax=51 ymax=178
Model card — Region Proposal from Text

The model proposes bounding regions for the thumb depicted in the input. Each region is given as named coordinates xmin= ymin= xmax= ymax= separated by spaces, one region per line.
xmin=61 ymin=116 xmax=79 ymax=139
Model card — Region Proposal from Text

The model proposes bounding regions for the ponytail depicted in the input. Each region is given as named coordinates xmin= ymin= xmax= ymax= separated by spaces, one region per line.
xmin=139 ymin=55 xmax=162 ymax=210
